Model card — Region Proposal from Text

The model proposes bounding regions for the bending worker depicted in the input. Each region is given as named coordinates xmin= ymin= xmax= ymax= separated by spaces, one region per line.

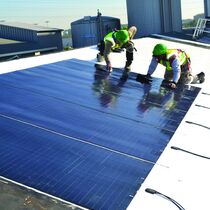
xmin=97 ymin=26 xmax=137 ymax=80
xmin=142 ymin=43 xmax=205 ymax=88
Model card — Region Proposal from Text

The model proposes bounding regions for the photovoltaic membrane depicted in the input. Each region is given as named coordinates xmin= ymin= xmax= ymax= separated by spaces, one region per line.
xmin=0 ymin=59 xmax=200 ymax=209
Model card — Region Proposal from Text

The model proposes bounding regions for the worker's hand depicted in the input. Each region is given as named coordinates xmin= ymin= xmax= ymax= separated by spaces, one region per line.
xmin=145 ymin=74 xmax=153 ymax=82
xmin=106 ymin=63 xmax=112 ymax=72
xmin=168 ymin=82 xmax=177 ymax=89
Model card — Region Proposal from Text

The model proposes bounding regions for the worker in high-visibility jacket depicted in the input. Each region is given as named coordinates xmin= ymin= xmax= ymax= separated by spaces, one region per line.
xmin=142 ymin=43 xmax=205 ymax=89
xmin=97 ymin=26 xmax=137 ymax=80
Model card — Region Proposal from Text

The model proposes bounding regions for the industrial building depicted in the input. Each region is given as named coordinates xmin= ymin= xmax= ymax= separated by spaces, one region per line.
xmin=126 ymin=0 xmax=210 ymax=39
xmin=204 ymin=0 xmax=210 ymax=17
xmin=70 ymin=0 xmax=210 ymax=48
xmin=0 ymin=22 xmax=63 ymax=60
xmin=126 ymin=0 xmax=182 ymax=37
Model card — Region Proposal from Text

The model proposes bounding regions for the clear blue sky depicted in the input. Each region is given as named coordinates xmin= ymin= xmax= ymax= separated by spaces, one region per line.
xmin=0 ymin=0 xmax=204 ymax=29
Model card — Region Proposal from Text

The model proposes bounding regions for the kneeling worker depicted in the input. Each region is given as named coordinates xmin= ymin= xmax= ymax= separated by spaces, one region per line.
xmin=97 ymin=26 xmax=137 ymax=80
xmin=142 ymin=43 xmax=205 ymax=88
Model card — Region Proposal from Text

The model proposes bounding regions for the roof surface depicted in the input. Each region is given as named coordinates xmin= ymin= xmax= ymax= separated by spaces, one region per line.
xmin=0 ymin=36 xmax=210 ymax=210
xmin=0 ymin=21 xmax=63 ymax=32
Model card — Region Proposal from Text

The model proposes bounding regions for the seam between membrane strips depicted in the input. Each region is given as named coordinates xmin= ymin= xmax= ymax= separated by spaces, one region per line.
xmin=0 ymin=113 xmax=169 ymax=168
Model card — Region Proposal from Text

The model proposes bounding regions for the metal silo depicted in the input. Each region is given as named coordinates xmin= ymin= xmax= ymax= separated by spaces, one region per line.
xmin=71 ymin=11 xmax=121 ymax=48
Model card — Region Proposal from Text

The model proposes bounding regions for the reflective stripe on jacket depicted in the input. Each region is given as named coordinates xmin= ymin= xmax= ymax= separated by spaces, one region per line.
xmin=104 ymin=32 xmax=120 ymax=49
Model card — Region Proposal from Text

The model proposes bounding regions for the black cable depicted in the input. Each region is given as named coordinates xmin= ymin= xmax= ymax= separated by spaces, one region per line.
xmin=195 ymin=104 xmax=210 ymax=109
xmin=171 ymin=146 xmax=210 ymax=160
xmin=202 ymin=92 xmax=210 ymax=96
xmin=185 ymin=120 xmax=210 ymax=130
xmin=145 ymin=188 xmax=185 ymax=210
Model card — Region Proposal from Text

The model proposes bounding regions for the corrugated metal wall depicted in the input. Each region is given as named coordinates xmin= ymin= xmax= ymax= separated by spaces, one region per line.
xmin=0 ymin=23 xmax=64 ymax=58
xmin=0 ymin=25 xmax=37 ymax=42
xmin=204 ymin=0 xmax=210 ymax=17
xmin=71 ymin=18 xmax=98 ymax=48
xmin=126 ymin=0 xmax=182 ymax=37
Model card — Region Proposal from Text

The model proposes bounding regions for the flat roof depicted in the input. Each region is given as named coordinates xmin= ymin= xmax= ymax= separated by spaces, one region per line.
xmin=0 ymin=21 xmax=63 ymax=32
xmin=0 ymin=36 xmax=209 ymax=210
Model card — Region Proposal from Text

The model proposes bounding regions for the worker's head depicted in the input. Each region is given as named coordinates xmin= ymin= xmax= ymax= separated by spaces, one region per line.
xmin=152 ymin=43 xmax=167 ymax=56
xmin=115 ymin=30 xmax=129 ymax=45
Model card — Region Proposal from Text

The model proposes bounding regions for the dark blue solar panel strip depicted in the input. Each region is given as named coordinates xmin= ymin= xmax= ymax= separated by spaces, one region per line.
xmin=0 ymin=59 xmax=200 ymax=210
xmin=0 ymin=84 xmax=171 ymax=162
xmin=0 ymin=59 xmax=199 ymax=132
xmin=0 ymin=116 xmax=152 ymax=210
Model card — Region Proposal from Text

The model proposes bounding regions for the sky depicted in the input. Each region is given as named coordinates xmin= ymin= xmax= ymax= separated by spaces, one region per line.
xmin=0 ymin=0 xmax=205 ymax=30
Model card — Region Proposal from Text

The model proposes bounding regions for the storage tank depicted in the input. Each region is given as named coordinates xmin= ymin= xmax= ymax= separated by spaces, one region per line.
xmin=71 ymin=11 xmax=121 ymax=48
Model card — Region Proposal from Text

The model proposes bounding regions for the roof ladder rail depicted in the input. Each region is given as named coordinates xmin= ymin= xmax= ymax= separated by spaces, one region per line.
xmin=192 ymin=18 xmax=208 ymax=40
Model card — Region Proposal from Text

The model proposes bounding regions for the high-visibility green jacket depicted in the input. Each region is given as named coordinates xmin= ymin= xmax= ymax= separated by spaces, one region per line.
xmin=104 ymin=31 xmax=120 ymax=49
xmin=148 ymin=49 xmax=190 ymax=83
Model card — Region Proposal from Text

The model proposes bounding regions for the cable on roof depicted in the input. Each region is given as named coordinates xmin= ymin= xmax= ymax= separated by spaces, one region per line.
xmin=202 ymin=92 xmax=210 ymax=96
xmin=185 ymin=120 xmax=210 ymax=130
xmin=145 ymin=188 xmax=185 ymax=210
xmin=195 ymin=104 xmax=210 ymax=109
xmin=171 ymin=146 xmax=210 ymax=160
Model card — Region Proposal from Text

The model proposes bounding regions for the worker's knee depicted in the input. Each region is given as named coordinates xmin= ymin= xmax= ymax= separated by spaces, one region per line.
xmin=126 ymin=51 xmax=133 ymax=62
xmin=125 ymin=41 xmax=135 ymax=53
xmin=97 ymin=40 xmax=105 ymax=55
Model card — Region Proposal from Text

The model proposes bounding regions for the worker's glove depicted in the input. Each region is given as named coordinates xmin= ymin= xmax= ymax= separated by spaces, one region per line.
xmin=168 ymin=81 xmax=177 ymax=89
xmin=161 ymin=80 xmax=177 ymax=89
xmin=145 ymin=74 xmax=153 ymax=82
xmin=136 ymin=73 xmax=153 ymax=84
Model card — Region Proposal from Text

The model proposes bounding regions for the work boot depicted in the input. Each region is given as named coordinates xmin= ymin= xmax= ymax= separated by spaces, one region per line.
xmin=197 ymin=72 xmax=205 ymax=83
xmin=120 ymin=67 xmax=130 ymax=81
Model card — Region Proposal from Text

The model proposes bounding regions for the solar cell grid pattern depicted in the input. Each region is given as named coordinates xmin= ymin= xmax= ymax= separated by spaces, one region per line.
xmin=0 ymin=59 xmax=200 ymax=210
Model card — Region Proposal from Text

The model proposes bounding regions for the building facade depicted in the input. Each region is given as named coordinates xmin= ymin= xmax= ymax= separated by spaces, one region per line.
xmin=126 ymin=0 xmax=182 ymax=37
xmin=0 ymin=22 xmax=63 ymax=60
